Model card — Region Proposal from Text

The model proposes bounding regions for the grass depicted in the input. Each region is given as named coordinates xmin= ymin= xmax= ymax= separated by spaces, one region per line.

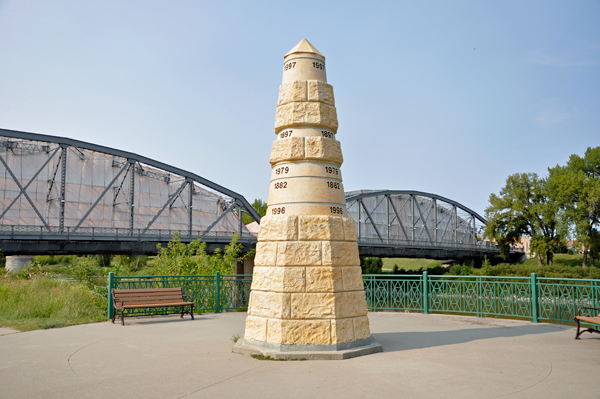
xmin=0 ymin=276 xmax=106 ymax=331
xmin=381 ymin=258 xmax=444 ymax=272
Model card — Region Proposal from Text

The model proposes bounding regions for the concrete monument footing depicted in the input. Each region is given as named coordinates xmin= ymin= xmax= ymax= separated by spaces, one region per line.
xmin=232 ymin=337 xmax=382 ymax=360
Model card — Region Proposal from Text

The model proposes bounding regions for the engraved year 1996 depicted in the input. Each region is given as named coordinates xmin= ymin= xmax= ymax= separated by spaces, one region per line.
xmin=330 ymin=206 xmax=343 ymax=215
xmin=272 ymin=207 xmax=286 ymax=215
xmin=284 ymin=62 xmax=296 ymax=71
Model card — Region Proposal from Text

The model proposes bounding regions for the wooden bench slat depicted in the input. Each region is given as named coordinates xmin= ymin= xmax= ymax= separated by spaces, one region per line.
xmin=111 ymin=287 xmax=194 ymax=325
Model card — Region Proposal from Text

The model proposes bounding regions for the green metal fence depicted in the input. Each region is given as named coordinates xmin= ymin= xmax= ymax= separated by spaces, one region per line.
xmin=107 ymin=272 xmax=252 ymax=319
xmin=364 ymin=272 xmax=600 ymax=326
xmin=108 ymin=272 xmax=599 ymax=327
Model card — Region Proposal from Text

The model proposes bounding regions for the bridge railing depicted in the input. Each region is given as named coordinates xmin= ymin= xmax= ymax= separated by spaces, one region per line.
xmin=362 ymin=273 xmax=599 ymax=325
xmin=357 ymin=237 xmax=499 ymax=252
xmin=107 ymin=272 xmax=600 ymax=328
xmin=0 ymin=224 xmax=257 ymax=242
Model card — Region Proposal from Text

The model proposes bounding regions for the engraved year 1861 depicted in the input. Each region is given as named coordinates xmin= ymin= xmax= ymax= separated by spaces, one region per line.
xmin=279 ymin=130 xmax=293 ymax=138
xmin=312 ymin=62 xmax=325 ymax=70
xmin=275 ymin=166 xmax=289 ymax=175
xmin=284 ymin=62 xmax=296 ymax=71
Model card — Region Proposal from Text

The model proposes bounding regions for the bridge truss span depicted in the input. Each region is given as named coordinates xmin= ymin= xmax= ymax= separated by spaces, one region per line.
xmin=0 ymin=129 xmax=260 ymax=255
xmin=346 ymin=190 xmax=501 ymax=261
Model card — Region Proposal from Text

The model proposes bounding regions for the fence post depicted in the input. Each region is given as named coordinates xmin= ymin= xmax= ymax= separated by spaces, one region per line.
xmin=531 ymin=273 xmax=539 ymax=323
xmin=215 ymin=271 xmax=221 ymax=313
xmin=423 ymin=271 xmax=429 ymax=314
xmin=107 ymin=272 xmax=114 ymax=320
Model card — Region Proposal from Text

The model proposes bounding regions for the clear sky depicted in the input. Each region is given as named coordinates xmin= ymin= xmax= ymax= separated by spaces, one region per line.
xmin=1 ymin=1 xmax=598 ymax=217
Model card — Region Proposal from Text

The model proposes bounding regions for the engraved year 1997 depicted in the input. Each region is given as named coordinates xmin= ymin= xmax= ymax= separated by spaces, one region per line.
xmin=279 ymin=130 xmax=293 ymax=139
xmin=284 ymin=62 xmax=296 ymax=71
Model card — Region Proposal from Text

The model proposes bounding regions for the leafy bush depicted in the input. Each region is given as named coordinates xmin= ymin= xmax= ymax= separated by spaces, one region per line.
xmin=34 ymin=255 xmax=78 ymax=266
xmin=361 ymin=257 xmax=383 ymax=274
xmin=155 ymin=232 xmax=247 ymax=275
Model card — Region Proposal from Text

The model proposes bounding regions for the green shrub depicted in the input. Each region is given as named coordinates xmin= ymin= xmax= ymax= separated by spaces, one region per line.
xmin=361 ymin=257 xmax=383 ymax=274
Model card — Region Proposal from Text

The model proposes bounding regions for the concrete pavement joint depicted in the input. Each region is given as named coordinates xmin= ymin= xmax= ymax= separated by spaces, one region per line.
xmin=488 ymin=361 xmax=553 ymax=398
xmin=67 ymin=340 xmax=103 ymax=375
xmin=174 ymin=363 xmax=268 ymax=398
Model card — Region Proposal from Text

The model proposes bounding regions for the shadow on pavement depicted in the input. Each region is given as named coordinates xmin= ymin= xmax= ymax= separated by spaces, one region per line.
xmin=373 ymin=324 xmax=570 ymax=352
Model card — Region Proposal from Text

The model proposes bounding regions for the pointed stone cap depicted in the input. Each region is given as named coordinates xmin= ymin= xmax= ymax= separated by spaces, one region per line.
xmin=284 ymin=39 xmax=325 ymax=63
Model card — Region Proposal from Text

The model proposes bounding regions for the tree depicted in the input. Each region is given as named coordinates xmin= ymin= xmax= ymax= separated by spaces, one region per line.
xmin=155 ymin=232 xmax=247 ymax=275
xmin=485 ymin=173 xmax=563 ymax=265
xmin=548 ymin=147 xmax=600 ymax=267
xmin=242 ymin=198 xmax=268 ymax=225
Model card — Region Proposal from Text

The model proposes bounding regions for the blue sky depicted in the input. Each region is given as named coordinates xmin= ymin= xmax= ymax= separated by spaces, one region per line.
xmin=0 ymin=1 xmax=598 ymax=216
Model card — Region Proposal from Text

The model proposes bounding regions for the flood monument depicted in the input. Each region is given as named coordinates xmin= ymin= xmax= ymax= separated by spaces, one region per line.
xmin=233 ymin=39 xmax=382 ymax=359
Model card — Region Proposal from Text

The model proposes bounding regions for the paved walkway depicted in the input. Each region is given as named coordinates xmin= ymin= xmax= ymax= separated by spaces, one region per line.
xmin=0 ymin=312 xmax=598 ymax=399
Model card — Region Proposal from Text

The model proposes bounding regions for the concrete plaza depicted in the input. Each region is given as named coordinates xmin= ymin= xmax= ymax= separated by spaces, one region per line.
xmin=0 ymin=312 xmax=598 ymax=399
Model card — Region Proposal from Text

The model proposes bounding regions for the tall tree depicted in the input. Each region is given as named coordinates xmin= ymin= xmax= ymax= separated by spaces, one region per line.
xmin=242 ymin=198 xmax=268 ymax=225
xmin=548 ymin=147 xmax=600 ymax=267
xmin=485 ymin=173 xmax=563 ymax=265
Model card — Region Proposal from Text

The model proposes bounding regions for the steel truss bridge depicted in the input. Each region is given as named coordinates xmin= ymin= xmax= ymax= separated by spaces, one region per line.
xmin=0 ymin=129 xmax=260 ymax=255
xmin=346 ymin=190 xmax=512 ymax=263
xmin=0 ymin=129 xmax=513 ymax=262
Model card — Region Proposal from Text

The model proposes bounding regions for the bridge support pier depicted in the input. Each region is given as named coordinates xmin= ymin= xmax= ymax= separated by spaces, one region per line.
xmin=5 ymin=255 xmax=33 ymax=273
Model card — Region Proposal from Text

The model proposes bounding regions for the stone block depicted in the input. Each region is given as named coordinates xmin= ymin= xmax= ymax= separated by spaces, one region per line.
xmin=275 ymin=103 xmax=293 ymax=128
xmin=275 ymin=102 xmax=338 ymax=132
xmin=269 ymin=137 xmax=305 ymax=166
xmin=244 ymin=315 xmax=267 ymax=342
xmin=278 ymin=81 xmax=307 ymax=105
xmin=268 ymin=178 xmax=346 ymax=205
xmin=305 ymin=267 xmax=343 ymax=292
xmin=322 ymin=241 xmax=360 ymax=266
xmin=305 ymin=136 xmax=343 ymax=166
xmin=298 ymin=215 xmax=344 ymax=241
xmin=277 ymin=241 xmax=322 ymax=266
xmin=328 ymin=105 xmax=338 ymax=130
xmin=353 ymin=316 xmax=371 ymax=340
xmin=335 ymin=291 xmax=368 ymax=318
xmin=268 ymin=319 xmax=331 ymax=345
xmin=291 ymin=293 xmax=336 ymax=319
xmin=307 ymin=81 xmax=335 ymax=105
xmin=251 ymin=266 xmax=306 ymax=293
xmin=342 ymin=266 xmax=364 ymax=291
xmin=342 ymin=217 xmax=357 ymax=241
xmin=254 ymin=242 xmax=277 ymax=266
xmin=258 ymin=215 xmax=298 ymax=241
xmin=249 ymin=291 xmax=291 ymax=319
xmin=331 ymin=318 xmax=355 ymax=344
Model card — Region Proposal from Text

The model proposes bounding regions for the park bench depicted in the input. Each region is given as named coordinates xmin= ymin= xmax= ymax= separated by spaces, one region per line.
xmin=574 ymin=307 xmax=600 ymax=339
xmin=111 ymin=287 xmax=194 ymax=326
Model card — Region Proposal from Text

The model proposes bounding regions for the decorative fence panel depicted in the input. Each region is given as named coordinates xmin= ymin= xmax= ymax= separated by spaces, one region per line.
xmin=108 ymin=272 xmax=600 ymax=329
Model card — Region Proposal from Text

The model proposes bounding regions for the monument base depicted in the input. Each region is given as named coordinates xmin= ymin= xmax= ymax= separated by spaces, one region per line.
xmin=232 ymin=338 xmax=382 ymax=360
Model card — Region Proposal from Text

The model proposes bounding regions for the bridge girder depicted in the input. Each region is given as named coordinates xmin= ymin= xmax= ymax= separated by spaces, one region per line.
xmin=345 ymin=190 xmax=501 ymax=261
xmin=0 ymin=129 xmax=260 ymax=255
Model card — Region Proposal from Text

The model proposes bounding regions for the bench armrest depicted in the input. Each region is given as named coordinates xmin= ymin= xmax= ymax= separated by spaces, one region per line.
xmin=183 ymin=294 xmax=193 ymax=302
xmin=578 ymin=307 xmax=600 ymax=317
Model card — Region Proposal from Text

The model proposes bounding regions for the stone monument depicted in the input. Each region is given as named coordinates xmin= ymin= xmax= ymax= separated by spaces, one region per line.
xmin=234 ymin=39 xmax=381 ymax=360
